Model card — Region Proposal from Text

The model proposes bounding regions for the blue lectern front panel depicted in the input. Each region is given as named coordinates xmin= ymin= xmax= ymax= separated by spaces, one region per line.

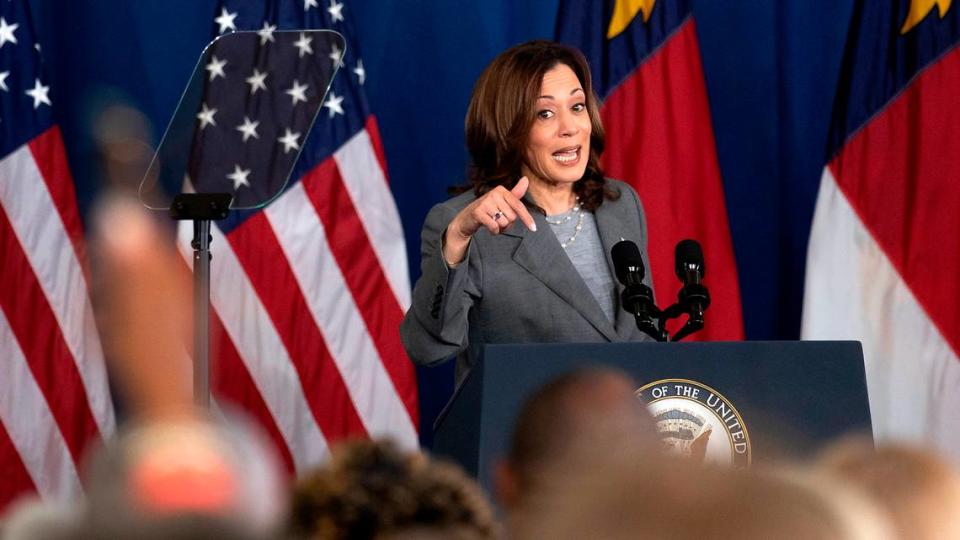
xmin=433 ymin=341 xmax=871 ymax=491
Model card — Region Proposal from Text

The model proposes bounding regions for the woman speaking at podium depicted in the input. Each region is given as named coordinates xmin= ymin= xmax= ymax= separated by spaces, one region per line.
xmin=400 ymin=40 xmax=653 ymax=387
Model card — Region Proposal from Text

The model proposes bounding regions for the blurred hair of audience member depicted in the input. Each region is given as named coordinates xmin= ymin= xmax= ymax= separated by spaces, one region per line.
xmin=818 ymin=438 xmax=960 ymax=539
xmin=72 ymin=408 xmax=286 ymax=540
xmin=495 ymin=367 xmax=659 ymax=510
xmin=509 ymin=452 xmax=893 ymax=540
xmin=289 ymin=439 xmax=499 ymax=540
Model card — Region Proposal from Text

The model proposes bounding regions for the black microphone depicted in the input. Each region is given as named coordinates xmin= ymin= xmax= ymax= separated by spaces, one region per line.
xmin=612 ymin=239 xmax=646 ymax=287
xmin=672 ymin=239 xmax=710 ymax=341
xmin=675 ymin=239 xmax=705 ymax=288
xmin=611 ymin=240 xmax=663 ymax=341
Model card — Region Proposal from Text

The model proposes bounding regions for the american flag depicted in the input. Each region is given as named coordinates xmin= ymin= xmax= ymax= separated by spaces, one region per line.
xmin=0 ymin=0 xmax=115 ymax=509
xmin=182 ymin=0 xmax=419 ymax=473
xmin=0 ymin=0 xmax=418 ymax=509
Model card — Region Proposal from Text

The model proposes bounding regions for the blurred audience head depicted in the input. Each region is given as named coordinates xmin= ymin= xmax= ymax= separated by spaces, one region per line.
xmin=70 ymin=410 xmax=287 ymax=540
xmin=289 ymin=439 xmax=498 ymax=540
xmin=818 ymin=438 xmax=960 ymax=539
xmin=496 ymin=367 xmax=658 ymax=508
xmin=509 ymin=455 xmax=892 ymax=540
xmin=0 ymin=409 xmax=289 ymax=539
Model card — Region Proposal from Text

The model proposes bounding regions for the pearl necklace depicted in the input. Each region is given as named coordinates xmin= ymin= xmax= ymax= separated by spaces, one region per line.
xmin=558 ymin=211 xmax=585 ymax=249
xmin=545 ymin=197 xmax=584 ymax=249
xmin=544 ymin=197 xmax=581 ymax=225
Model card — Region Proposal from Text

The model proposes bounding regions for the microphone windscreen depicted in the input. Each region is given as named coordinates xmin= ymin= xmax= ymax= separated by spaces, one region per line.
xmin=612 ymin=240 xmax=645 ymax=284
xmin=675 ymin=239 xmax=705 ymax=279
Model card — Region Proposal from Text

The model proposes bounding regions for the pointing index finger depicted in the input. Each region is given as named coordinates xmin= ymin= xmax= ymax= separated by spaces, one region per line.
xmin=503 ymin=192 xmax=537 ymax=232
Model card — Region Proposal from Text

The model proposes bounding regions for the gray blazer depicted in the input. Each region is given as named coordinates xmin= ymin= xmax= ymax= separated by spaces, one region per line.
xmin=400 ymin=179 xmax=654 ymax=387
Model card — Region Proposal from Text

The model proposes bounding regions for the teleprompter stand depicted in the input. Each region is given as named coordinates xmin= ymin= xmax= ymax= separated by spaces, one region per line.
xmin=169 ymin=193 xmax=232 ymax=407
xmin=139 ymin=29 xmax=346 ymax=406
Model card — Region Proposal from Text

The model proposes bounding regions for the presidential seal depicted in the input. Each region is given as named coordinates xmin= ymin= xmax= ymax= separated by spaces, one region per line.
xmin=636 ymin=379 xmax=751 ymax=468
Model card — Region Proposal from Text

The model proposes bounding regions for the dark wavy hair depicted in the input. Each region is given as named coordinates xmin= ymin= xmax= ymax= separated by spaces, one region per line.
xmin=289 ymin=439 xmax=498 ymax=539
xmin=459 ymin=40 xmax=619 ymax=212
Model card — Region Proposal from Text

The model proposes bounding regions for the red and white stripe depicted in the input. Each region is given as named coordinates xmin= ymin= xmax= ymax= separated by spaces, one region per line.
xmin=0 ymin=309 xmax=83 ymax=501
xmin=266 ymin=182 xmax=417 ymax=442
xmin=177 ymin=221 xmax=333 ymax=471
xmin=334 ymin=120 xmax=411 ymax=310
xmin=802 ymin=47 xmax=960 ymax=463
xmin=0 ymin=128 xmax=114 ymax=508
xmin=803 ymin=169 xmax=960 ymax=457
xmin=183 ymin=121 xmax=418 ymax=473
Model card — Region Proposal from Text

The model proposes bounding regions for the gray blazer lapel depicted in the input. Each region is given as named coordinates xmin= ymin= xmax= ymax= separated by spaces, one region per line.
xmin=505 ymin=213 xmax=619 ymax=341
xmin=594 ymin=197 xmax=642 ymax=339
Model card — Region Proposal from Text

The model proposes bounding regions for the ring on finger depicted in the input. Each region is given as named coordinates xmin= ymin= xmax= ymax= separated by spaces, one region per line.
xmin=492 ymin=211 xmax=503 ymax=221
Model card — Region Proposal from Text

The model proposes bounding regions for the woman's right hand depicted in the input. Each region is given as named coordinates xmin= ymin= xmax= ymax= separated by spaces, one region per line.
xmin=443 ymin=176 xmax=537 ymax=266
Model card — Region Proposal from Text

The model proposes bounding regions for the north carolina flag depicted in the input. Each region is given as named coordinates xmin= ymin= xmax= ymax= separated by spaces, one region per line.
xmin=557 ymin=0 xmax=744 ymax=340
xmin=802 ymin=0 xmax=960 ymax=460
